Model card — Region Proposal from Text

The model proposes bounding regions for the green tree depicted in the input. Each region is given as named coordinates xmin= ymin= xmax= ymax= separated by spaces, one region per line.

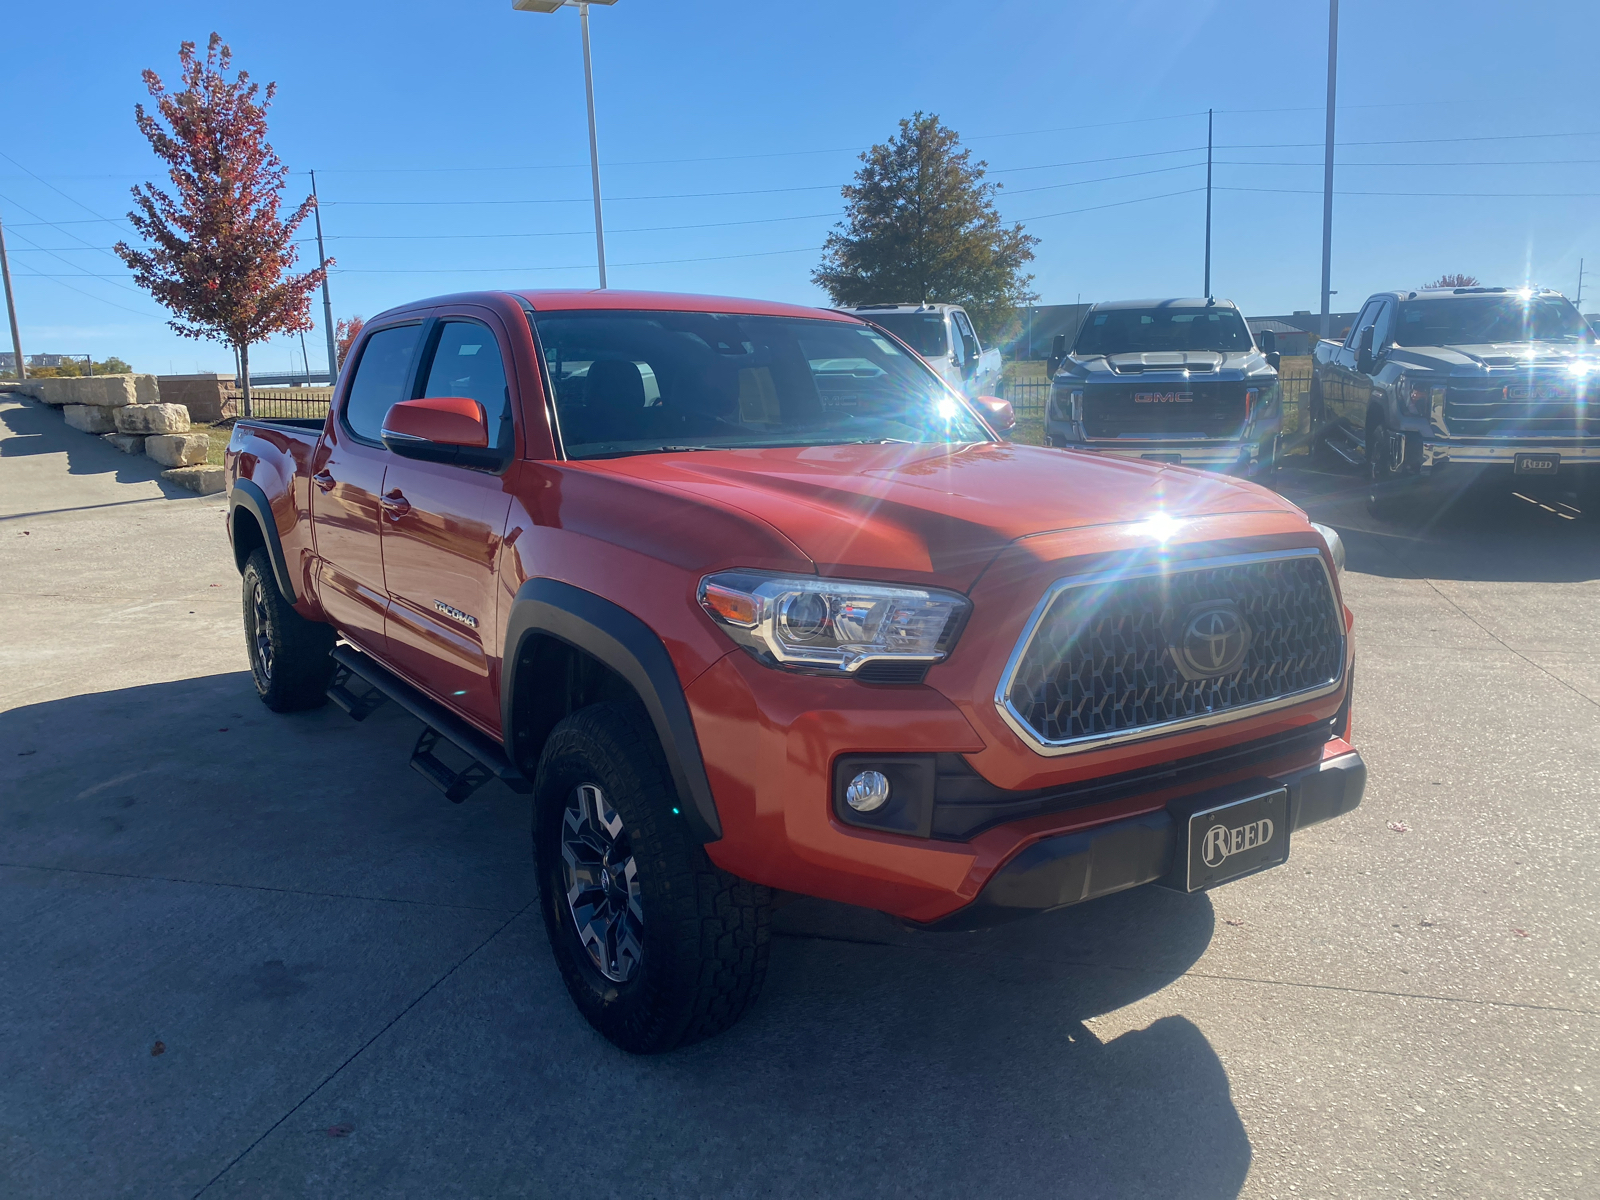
xmin=813 ymin=113 xmax=1037 ymax=343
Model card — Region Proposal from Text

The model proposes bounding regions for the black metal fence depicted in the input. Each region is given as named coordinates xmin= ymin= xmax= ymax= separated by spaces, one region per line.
xmin=229 ymin=388 xmax=333 ymax=422
xmin=998 ymin=375 xmax=1050 ymax=417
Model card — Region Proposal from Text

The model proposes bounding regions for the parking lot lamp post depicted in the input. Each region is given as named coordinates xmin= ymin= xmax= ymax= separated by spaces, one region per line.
xmin=513 ymin=0 xmax=618 ymax=289
xmin=0 ymin=213 xmax=24 ymax=381
xmin=1319 ymin=0 xmax=1339 ymax=342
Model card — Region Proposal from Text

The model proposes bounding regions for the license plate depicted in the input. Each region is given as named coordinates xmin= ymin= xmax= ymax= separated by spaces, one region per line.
xmin=1181 ymin=787 xmax=1289 ymax=891
xmin=1514 ymin=453 xmax=1559 ymax=476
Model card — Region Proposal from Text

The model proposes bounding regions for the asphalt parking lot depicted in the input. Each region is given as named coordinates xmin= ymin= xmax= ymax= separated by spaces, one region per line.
xmin=2 ymin=392 xmax=1597 ymax=1198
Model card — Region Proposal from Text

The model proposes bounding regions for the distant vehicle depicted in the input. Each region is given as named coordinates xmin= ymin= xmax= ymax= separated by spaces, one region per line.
xmin=1310 ymin=285 xmax=1600 ymax=513
xmin=1043 ymin=298 xmax=1284 ymax=475
xmin=840 ymin=302 xmax=1003 ymax=400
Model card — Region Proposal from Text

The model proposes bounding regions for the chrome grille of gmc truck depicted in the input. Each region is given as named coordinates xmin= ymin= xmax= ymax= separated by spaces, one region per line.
xmin=1445 ymin=375 xmax=1598 ymax=438
xmin=997 ymin=549 xmax=1344 ymax=756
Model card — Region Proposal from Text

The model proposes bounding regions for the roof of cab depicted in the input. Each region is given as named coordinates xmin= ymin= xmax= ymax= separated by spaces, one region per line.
xmin=1088 ymin=297 xmax=1240 ymax=311
xmin=367 ymin=289 xmax=858 ymax=326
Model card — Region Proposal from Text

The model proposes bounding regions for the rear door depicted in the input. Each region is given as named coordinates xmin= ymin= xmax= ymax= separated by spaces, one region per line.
xmin=379 ymin=311 xmax=517 ymax=731
xmin=310 ymin=321 xmax=424 ymax=654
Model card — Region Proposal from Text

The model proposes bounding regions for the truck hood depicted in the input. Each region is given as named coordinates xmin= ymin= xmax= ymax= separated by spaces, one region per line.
xmin=1388 ymin=339 xmax=1600 ymax=372
xmin=583 ymin=441 xmax=1299 ymax=590
xmin=1064 ymin=349 xmax=1273 ymax=381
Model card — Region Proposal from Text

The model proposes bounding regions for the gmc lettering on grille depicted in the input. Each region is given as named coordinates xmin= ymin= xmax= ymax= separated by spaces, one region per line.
xmin=1133 ymin=392 xmax=1194 ymax=404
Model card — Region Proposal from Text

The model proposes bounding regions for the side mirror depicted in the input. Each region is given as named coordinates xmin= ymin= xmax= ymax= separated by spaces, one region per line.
xmin=1267 ymin=351 xmax=1282 ymax=370
xmin=1048 ymin=333 xmax=1068 ymax=375
xmin=974 ymin=394 xmax=1015 ymax=435
xmin=382 ymin=395 xmax=499 ymax=469
xmin=1258 ymin=329 xmax=1277 ymax=355
xmin=1357 ymin=326 xmax=1376 ymax=375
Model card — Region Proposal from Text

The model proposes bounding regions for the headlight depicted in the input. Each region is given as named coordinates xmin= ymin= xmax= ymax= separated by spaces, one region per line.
xmin=1309 ymin=522 xmax=1345 ymax=577
xmin=1048 ymin=386 xmax=1082 ymax=422
xmin=1401 ymin=376 xmax=1444 ymax=418
xmin=698 ymin=571 xmax=971 ymax=673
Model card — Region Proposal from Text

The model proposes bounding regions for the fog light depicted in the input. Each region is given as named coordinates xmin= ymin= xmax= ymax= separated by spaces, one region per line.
xmin=845 ymin=770 xmax=891 ymax=813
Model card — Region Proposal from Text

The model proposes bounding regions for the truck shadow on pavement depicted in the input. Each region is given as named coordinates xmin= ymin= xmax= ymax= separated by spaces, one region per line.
xmin=0 ymin=671 xmax=1247 ymax=1199
xmin=1272 ymin=460 xmax=1600 ymax=582
xmin=0 ymin=396 xmax=190 ymax=504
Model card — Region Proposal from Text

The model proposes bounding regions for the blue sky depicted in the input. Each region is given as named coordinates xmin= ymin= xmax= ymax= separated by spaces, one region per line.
xmin=5 ymin=0 xmax=1600 ymax=375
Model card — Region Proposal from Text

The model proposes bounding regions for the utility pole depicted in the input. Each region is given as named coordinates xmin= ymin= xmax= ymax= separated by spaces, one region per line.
xmin=0 ymin=213 xmax=25 ymax=381
xmin=1318 ymin=0 xmax=1339 ymax=342
xmin=1204 ymin=108 xmax=1213 ymax=299
xmin=1578 ymin=258 xmax=1585 ymax=310
xmin=311 ymin=170 xmax=338 ymax=380
xmin=580 ymin=2 xmax=608 ymax=288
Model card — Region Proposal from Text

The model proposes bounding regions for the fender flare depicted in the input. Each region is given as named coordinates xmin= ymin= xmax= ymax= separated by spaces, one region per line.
xmin=228 ymin=478 xmax=298 ymax=605
xmin=502 ymin=578 xmax=722 ymax=843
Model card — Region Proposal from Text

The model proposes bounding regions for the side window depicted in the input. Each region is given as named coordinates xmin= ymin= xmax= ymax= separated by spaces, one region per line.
xmin=953 ymin=310 xmax=981 ymax=356
xmin=421 ymin=321 xmax=513 ymax=450
xmin=1344 ymin=301 xmax=1382 ymax=350
xmin=344 ymin=324 xmax=423 ymax=442
xmin=1370 ymin=300 xmax=1395 ymax=349
xmin=948 ymin=315 xmax=966 ymax=365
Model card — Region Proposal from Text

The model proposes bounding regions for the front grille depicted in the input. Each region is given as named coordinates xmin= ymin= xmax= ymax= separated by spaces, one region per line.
xmin=1445 ymin=375 xmax=1600 ymax=438
xmin=1002 ymin=552 xmax=1343 ymax=752
xmin=1084 ymin=381 xmax=1246 ymax=438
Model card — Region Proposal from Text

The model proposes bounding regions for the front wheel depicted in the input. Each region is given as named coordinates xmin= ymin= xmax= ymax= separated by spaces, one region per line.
xmin=533 ymin=702 xmax=771 ymax=1054
xmin=241 ymin=548 xmax=335 ymax=711
xmin=1365 ymin=417 xmax=1407 ymax=520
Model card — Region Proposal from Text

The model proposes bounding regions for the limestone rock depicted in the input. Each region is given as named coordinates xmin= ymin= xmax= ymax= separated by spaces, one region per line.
xmin=100 ymin=433 xmax=148 ymax=455
xmin=64 ymin=404 xmax=117 ymax=433
xmin=115 ymin=403 xmax=191 ymax=435
xmin=145 ymin=432 xmax=210 ymax=467
xmin=161 ymin=465 xmax=225 ymax=495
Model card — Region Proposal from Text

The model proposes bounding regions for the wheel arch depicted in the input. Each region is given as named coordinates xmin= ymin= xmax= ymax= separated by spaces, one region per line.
xmin=229 ymin=479 xmax=297 ymax=605
xmin=502 ymin=578 xmax=722 ymax=843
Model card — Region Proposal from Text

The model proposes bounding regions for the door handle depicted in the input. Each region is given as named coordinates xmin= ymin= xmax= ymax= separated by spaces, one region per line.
xmin=312 ymin=470 xmax=336 ymax=493
xmin=380 ymin=490 xmax=411 ymax=521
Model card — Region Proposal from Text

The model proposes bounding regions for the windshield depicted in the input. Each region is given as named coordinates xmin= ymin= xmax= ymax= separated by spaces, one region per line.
xmin=1393 ymin=296 xmax=1595 ymax=346
xmin=857 ymin=311 xmax=949 ymax=357
xmin=1074 ymin=307 xmax=1254 ymax=355
xmin=531 ymin=310 xmax=989 ymax=459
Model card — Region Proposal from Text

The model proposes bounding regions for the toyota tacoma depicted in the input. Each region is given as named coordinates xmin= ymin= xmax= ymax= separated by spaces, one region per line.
xmin=1044 ymin=297 xmax=1284 ymax=474
xmin=226 ymin=289 xmax=1363 ymax=1054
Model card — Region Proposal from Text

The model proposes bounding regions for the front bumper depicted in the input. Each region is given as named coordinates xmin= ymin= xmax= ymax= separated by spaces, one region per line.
xmin=918 ymin=744 xmax=1365 ymax=931
xmin=1420 ymin=437 xmax=1600 ymax=474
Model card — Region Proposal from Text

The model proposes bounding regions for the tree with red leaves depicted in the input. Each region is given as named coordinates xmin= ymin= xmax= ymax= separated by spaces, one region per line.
xmin=334 ymin=315 xmax=364 ymax=368
xmin=1426 ymin=273 xmax=1480 ymax=288
xmin=115 ymin=33 xmax=329 ymax=417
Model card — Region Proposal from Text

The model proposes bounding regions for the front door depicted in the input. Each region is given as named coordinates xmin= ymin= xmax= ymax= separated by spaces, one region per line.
xmin=380 ymin=314 xmax=517 ymax=732
xmin=310 ymin=322 xmax=424 ymax=655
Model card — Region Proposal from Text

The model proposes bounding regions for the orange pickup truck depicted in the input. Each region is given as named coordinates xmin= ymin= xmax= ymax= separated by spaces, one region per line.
xmin=226 ymin=288 xmax=1363 ymax=1053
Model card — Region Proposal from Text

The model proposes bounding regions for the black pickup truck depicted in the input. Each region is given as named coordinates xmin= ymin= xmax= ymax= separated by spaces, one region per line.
xmin=1044 ymin=297 xmax=1283 ymax=475
xmin=1310 ymin=285 xmax=1600 ymax=512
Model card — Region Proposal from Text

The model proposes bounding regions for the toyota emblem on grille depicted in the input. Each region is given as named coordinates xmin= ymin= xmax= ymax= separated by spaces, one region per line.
xmin=1172 ymin=601 xmax=1252 ymax=679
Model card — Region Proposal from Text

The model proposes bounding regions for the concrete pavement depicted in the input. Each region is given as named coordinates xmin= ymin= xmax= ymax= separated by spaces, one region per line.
xmin=1 ymin=394 xmax=1596 ymax=1197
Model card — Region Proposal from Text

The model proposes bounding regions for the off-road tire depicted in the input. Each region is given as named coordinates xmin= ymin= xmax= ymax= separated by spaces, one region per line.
xmin=241 ymin=548 xmax=336 ymax=712
xmin=534 ymin=702 xmax=771 ymax=1054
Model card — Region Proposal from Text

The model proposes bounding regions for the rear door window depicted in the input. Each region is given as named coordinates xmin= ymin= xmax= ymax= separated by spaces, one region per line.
xmin=343 ymin=324 xmax=423 ymax=442
xmin=419 ymin=320 xmax=514 ymax=452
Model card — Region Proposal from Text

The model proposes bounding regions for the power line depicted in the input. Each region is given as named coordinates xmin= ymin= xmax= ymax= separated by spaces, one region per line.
xmin=324 ymin=244 xmax=823 ymax=274
xmin=1217 ymin=185 xmax=1600 ymax=198
xmin=10 ymin=268 xmax=167 ymax=319
xmin=1015 ymin=187 xmax=1207 ymax=222
xmin=1216 ymin=157 xmax=1600 ymax=168
xmin=1220 ymin=129 xmax=1600 ymax=150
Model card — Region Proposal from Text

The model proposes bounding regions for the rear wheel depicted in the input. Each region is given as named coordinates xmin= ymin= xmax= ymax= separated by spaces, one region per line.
xmin=534 ymin=702 xmax=771 ymax=1053
xmin=241 ymin=548 xmax=336 ymax=711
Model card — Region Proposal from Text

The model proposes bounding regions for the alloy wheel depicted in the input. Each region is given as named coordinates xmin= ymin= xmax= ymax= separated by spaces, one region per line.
xmin=560 ymin=783 xmax=645 ymax=983
xmin=251 ymin=580 xmax=274 ymax=683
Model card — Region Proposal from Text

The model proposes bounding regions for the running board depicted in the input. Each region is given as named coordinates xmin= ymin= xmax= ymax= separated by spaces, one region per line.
xmin=1324 ymin=428 xmax=1365 ymax=466
xmin=327 ymin=644 xmax=533 ymax=800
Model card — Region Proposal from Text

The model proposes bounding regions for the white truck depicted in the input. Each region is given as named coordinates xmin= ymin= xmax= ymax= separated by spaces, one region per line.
xmin=840 ymin=303 xmax=1003 ymax=401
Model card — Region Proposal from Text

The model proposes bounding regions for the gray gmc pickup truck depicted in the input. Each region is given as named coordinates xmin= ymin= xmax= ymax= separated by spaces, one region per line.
xmin=1310 ymin=285 xmax=1599 ymax=513
xmin=1044 ymin=297 xmax=1283 ymax=475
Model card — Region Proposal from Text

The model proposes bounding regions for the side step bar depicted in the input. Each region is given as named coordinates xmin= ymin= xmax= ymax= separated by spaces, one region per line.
xmin=327 ymin=644 xmax=532 ymax=802
xmin=1322 ymin=426 xmax=1366 ymax=466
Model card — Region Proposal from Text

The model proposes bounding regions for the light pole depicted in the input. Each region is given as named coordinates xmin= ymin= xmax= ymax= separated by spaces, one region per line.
xmin=1318 ymin=0 xmax=1339 ymax=342
xmin=513 ymin=0 xmax=617 ymax=289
